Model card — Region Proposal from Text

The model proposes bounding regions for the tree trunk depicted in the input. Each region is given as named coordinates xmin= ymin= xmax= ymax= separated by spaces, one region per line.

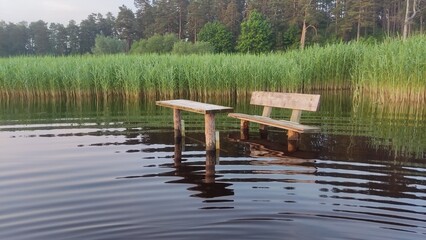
xmin=357 ymin=12 xmax=361 ymax=41
xmin=179 ymin=10 xmax=182 ymax=39
xmin=403 ymin=0 xmax=411 ymax=40
xmin=300 ymin=18 xmax=307 ymax=50
xmin=403 ymin=0 xmax=419 ymax=41
xmin=386 ymin=9 xmax=390 ymax=36
xmin=335 ymin=0 xmax=339 ymax=36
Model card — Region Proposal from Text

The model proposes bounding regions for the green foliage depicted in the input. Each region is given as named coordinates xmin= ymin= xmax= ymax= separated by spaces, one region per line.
xmin=172 ymin=41 xmax=214 ymax=55
xmin=29 ymin=20 xmax=51 ymax=55
xmin=283 ymin=25 xmax=300 ymax=50
xmin=115 ymin=5 xmax=136 ymax=51
xmin=130 ymin=33 xmax=179 ymax=54
xmin=92 ymin=35 xmax=126 ymax=55
xmin=1 ymin=36 xmax=424 ymax=104
xmin=198 ymin=21 xmax=234 ymax=53
xmin=237 ymin=10 xmax=273 ymax=54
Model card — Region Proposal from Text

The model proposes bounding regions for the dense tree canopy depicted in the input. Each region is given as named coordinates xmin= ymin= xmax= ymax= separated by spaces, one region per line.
xmin=0 ymin=0 xmax=425 ymax=56
xmin=198 ymin=21 xmax=234 ymax=53
xmin=237 ymin=10 xmax=273 ymax=53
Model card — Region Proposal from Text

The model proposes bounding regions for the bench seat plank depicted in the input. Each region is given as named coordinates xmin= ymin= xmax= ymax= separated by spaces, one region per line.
xmin=228 ymin=113 xmax=320 ymax=133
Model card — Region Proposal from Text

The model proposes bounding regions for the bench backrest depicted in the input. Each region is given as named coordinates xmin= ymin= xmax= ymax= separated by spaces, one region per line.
xmin=250 ymin=91 xmax=320 ymax=112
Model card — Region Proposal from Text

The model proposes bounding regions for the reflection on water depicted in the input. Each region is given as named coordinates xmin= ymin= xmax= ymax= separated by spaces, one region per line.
xmin=0 ymin=93 xmax=425 ymax=240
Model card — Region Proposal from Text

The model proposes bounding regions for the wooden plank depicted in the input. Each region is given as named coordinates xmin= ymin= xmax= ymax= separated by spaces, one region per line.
xmin=228 ymin=113 xmax=320 ymax=133
xmin=290 ymin=109 xmax=302 ymax=123
xmin=260 ymin=106 xmax=272 ymax=132
xmin=156 ymin=99 xmax=233 ymax=114
xmin=250 ymin=91 xmax=320 ymax=112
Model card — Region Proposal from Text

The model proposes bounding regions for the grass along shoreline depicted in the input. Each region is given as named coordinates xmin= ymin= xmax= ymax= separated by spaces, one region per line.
xmin=0 ymin=36 xmax=424 ymax=103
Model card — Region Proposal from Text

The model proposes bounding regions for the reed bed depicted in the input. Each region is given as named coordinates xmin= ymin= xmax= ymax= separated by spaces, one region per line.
xmin=0 ymin=36 xmax=424 ymax=103
xmin=354 ymin=35 xmax=426 ymax=104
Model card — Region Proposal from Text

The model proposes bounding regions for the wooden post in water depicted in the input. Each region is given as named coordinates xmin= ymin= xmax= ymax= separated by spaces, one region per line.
xmin=173 ymin=109 xmax=183 ymax=165
xmin=288 ymin=109 xmax=302 ymax=152
xmin=181 ymin=120 xmax=186 ymax=137
xmin=240 ymin=120 xmax=249 ymax=140
xmin=260 ymin=106 xmax=272 ymax=139
xmin=205 ymin=150 xmax=216 ymax=183
xmin=174 ymin=137 xmax=182 ymax=167
xmin=287 ymin=131 xmax=300 ymax=153
xmin=215 ymin=131 xmax=220 ymax=150
xmin=205 ymin=112 xmax=216 ymax=151
xmin=173 ymin=109 xmax=182 ymax=139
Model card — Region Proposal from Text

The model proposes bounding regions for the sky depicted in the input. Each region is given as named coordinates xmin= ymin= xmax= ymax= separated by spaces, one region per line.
xmin=0 ymin=0 xmax=137 ymax=25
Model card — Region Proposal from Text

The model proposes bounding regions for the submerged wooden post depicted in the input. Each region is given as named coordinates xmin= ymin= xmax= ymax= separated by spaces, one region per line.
xmin=174 ymin=136 xmax=182 ymax=167
xmin=205 ymin=150 xmax=216 ymax=183
xmin=181 ymin=120 xmax=186 ymax=137
xmin=173 ymin=109 xmax=182 ymax=139
xmin=205 ymin=112 xmax=216 ymax=151
xmin=288 ymin=109 xmax=302 ymax=152
xmin=215 ymin=131 xmax=220 ymax=150
xmin=287 ymin=131 xmax=300 ymax=153
xmin=241 ymin=120 xmax=249 ymax=140
xmin=260 ymin=106 xmax=272 ymax=139
xmin=173 ymin=108 xmax=183 ymax=165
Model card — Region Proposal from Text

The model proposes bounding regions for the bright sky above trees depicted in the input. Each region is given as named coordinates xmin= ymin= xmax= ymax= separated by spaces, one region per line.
xmin=0 ymin=0 xmax=136 ymax=24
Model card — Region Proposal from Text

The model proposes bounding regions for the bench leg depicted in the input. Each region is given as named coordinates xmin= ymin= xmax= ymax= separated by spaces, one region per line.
xmin=205 ymin=150 xmax=216 ymax=183
xmin=240 ymin=120 xmax=249 ymax=140
xmin=287 ymin=130 xmax=300 ymax=153
xmin=173 ymin=109 xmax=182 ymax=139
xmin=173 ymin=109 xmax=183 ymax=165
xmin=259 ymin=125 xmax=268 ymax=139
xmin=174 ymin=137 xmax=182 ymax=166
xmin=205 ymin=113 xmax=216 ymax=151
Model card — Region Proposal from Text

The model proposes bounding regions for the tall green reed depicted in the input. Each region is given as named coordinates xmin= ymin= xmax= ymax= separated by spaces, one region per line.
xmin=0 ymin=36 xmax=424 ymax=104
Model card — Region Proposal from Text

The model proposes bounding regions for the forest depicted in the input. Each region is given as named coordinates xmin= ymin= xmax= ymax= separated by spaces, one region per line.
xmin=0 ymin=0 xmax=425 ymax=56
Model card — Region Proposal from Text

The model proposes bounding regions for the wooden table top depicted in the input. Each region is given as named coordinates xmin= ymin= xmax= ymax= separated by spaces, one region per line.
xmin=156 ymin=99 xmax=233 ymax=114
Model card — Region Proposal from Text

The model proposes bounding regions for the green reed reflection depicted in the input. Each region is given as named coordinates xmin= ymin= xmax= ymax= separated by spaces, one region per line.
xmin=1 ymin=92 xmax=424 ymax=159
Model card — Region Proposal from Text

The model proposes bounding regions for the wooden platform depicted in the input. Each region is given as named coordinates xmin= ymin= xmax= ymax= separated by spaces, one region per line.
xmin=156 ymin=99 xmax=233 ymax=114
xmin=156 ymin=99 xmax=233 ymax=152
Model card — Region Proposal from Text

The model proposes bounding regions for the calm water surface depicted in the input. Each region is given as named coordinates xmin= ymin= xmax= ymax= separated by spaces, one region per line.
xmin=1 ymin=93 xmax=425 ymax=240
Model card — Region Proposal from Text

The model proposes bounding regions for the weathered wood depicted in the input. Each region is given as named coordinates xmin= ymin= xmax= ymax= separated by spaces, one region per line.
xmin=290 ymin=109 xmax=302 ymax=123
xmin=157 ymin=99 xmax=233 ymax=152
xmin=205 ymin=113 xmax=216 ymax=151
xmin=287 ymin=131 xmax=300 ymax=153
xmin=240 ymin=120 xmax=249 ymax=140
xmin=262 ymin=106 xmax=272 ymax=117
xmin=173 ymin=109 xmax=182 ymax=139
xmin=250 ymin=91 xmax=320 ymax=111
xmin=174 ymin=137 xmax=182 ymax=167
xmin=229 ymin=91 xmax=320 ymax=152
xmin=181 ymin=120 xmax=186 ymax=137
xmin=228 ymin=113 xmax=320 ymax=133
xmin=288 ymin=109 xmax=302 ymax=150
xmin=205 ymin=150 xmax=216 ymax=183
xmin=215 ymin=131 xmax=220 ymax=150
xmin=157 ymin=99 xmax=233 ymax=114
xmin=260 ymin=106 xmax=272 ymax=135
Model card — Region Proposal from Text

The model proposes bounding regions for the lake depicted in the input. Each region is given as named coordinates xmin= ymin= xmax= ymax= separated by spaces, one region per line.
xmin=1 ymin=92 xmax=425 ymax=240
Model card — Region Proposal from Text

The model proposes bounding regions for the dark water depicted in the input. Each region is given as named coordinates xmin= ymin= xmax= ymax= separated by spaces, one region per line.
xmin=1 ymin=93 xmax=425 ymax=240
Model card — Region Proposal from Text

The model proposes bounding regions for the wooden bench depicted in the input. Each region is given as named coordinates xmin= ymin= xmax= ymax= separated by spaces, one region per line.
xmin=228 ymin=91 xmax=320 ymax=152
